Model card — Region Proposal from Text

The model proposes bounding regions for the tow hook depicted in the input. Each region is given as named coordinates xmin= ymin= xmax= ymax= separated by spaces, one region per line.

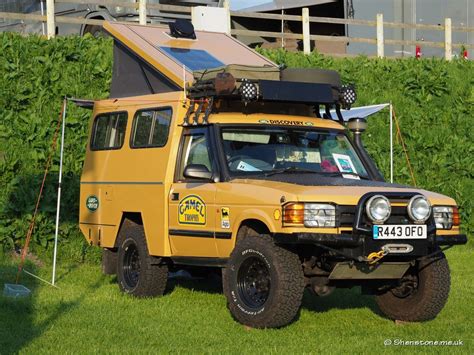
xmin=366 ymin=248 xmax=388 ymax=264
xmin=383 ymin=244 xmax=414 ymax=254
xmin=366 ymin=244 xmax=414 ymax=264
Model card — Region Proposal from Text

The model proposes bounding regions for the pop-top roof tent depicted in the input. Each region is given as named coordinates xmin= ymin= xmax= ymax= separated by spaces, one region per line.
xmin=103 ymin=20 xmax=357 ymax=124
xmin=104 ymin=21 xmax=278 ymax=98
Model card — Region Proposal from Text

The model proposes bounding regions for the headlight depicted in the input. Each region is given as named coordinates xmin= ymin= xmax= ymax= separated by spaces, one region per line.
xmin=304 ymin=204 xmax=336 ymax=227
xmin=433 ymin=206 xmax=460 ymax=229
xmin=366 ymin=195 xmax=391 ymax=223
xmin=408 ymin=195 xmax=431 ymax=223
xmin=283 ymin=203 xmax=335 ymax=228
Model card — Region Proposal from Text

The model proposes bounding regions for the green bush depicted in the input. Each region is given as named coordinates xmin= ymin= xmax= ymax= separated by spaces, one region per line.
xmin=0 ymin=33 xmax=472 ymax=252
xmin=0 ymin=33 xmax=112 ymax=252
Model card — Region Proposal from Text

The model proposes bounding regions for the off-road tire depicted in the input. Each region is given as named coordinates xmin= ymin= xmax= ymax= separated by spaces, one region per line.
xmin=223 ymin=234 xmax=304 ymax=328
xmin=117 ymin=224 xmax=168 ymax=297
xmin=102 ymin=248 xmax=117 ymax=275
xmin=375 ymin=253 xmax=450 ymax=322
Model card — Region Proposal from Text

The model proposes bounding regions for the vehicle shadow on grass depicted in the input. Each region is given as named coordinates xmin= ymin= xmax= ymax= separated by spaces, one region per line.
xmin=165 ymin=268 xmax=223 ymax=295
xmin=103 ymin=270 xmax=224 ymax=295
xmin=0 ymin=261 xmax=106 ymax=354
xmin=163 ymin=270 xmax=380 ymax=318
xmin=301 ymin=287 xmax=379 ymax=315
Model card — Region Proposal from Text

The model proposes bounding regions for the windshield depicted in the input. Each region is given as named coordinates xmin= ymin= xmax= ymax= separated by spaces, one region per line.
xmin=220 ymin=126 xmax=369 ymax=179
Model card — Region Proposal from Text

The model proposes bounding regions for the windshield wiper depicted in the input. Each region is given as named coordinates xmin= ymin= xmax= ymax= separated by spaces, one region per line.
xmin=319 ymin=171 xmax=371 ymax=180
xmin=264 ymin=167 xmax=371 ymax=180
xmin=265 ymin=167 xmax=318 ymax=177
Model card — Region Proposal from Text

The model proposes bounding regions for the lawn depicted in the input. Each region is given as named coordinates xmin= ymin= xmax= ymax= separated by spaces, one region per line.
xmin=1 ymin=246 xmax=472 ymax=354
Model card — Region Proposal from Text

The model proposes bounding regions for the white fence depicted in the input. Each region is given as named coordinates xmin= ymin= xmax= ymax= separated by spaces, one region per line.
xmin=0 ymin=0 xmax=473 ymax=60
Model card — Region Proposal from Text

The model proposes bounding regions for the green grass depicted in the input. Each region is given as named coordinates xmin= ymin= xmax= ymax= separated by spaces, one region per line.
xmin=1 ymin=247 xmax=472 ymax=354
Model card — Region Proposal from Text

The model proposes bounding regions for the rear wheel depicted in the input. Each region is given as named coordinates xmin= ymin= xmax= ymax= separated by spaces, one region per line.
xmin=117 ymin=224 xmax=168 ymax=297
xmin=223 ymin=234 xmax=304 ymax=328
xmin=375 ymin=253 xmax=450 ymax=322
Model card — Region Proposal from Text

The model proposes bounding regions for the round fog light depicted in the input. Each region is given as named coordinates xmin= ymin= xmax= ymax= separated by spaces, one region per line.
xmin=408 ymin=195 xmax=431 ymax=223
xmin=366 ymin=195 xmax=391 ymax=223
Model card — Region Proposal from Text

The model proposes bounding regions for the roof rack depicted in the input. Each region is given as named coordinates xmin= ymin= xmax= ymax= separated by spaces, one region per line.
xmin=187 ymin=67 xmax=357 ymax=125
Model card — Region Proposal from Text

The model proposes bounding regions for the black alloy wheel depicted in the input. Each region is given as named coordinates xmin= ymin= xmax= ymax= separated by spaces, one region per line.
xmin=223 ymin=232 xmax=305 ymax=328
xmin=116 ymin=222 xmax=168 ymax=297
xmin=122 ymin=243 xmax=140 ymax=289
xmin=237 ymin=256 xmax=271 ymax=309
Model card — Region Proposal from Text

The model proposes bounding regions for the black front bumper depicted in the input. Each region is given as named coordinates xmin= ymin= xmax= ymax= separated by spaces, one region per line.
xmin=433 ymin=234 xmax=468 ymax=245
xmin=274 ymin=232 xmax=467 ymax=258
xmin=275 ymin=191 xmax=467 ymax=258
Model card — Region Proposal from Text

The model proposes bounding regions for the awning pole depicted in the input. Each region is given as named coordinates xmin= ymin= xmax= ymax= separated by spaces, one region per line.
xmin=390 ymin=102 xmax=393 ymax=183
xmin=52 ymin=98 xmax=67 ymax=286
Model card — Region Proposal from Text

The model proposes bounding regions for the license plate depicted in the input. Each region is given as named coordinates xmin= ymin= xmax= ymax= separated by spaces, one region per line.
xmin=373 ymin=225 xmax=427 ymax=239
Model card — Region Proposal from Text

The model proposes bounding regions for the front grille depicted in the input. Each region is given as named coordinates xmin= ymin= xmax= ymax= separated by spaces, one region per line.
xmin=337 ymin=197 xmax=421 ymax=229
xmin=337 ymin=205 xmax=355 ymax=227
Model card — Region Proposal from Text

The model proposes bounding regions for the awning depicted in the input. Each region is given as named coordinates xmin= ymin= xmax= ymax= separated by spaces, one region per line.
xmin=320 ymin=103 xmax=390 ymax=121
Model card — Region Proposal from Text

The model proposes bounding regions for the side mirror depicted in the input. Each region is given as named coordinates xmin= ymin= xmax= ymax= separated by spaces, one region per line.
xmin=183 ymin=164 xmax=213 ymax=180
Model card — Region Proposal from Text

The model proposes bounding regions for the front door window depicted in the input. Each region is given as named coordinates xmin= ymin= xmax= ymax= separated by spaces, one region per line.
xmin=168 ymin=128 xmax=218 ymax=257
xmin=177 ymin=133 xmax=213 ymax=181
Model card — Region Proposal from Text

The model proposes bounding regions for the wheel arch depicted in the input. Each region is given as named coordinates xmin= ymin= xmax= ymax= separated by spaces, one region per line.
xmin=237 ymin=219 xmax=271 ymax=238
xmin=114 ymin=212 xmax=143 ymax=248
xmin=233 ymin=209 xmax=277 ymax=241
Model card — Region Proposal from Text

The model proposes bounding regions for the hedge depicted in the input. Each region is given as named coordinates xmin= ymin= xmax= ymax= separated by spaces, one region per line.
xmin=0 ymin=33 xmax=472 ymax=251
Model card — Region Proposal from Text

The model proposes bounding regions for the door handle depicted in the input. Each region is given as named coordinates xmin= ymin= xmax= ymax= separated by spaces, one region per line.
xmin=171 ymin=192 xmax=180 ymax=201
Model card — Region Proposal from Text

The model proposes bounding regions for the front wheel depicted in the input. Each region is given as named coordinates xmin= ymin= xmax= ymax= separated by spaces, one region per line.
xmin=223 ymin=234 xmax=304 ymax=328
xmin=375 ymin=253 xmax=450 ymax=322
xmin=117 ymin=224 xmax=168 ymax=297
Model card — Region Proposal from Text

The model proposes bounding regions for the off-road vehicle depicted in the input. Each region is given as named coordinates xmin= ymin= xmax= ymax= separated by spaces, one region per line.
xmin=79 ymin=20 xmax=467 ymax=328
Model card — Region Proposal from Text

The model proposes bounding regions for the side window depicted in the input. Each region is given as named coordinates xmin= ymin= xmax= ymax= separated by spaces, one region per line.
xmin=91 ymin=112 xmax=128 ymax=150
xmin=131 ymin=108 xmax=172 ymax=148
xmin=177 ymin=132 xmax=213 ymax=181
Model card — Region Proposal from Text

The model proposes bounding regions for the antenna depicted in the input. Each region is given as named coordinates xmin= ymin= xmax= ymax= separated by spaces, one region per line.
xmin=183 ymin=64 xmax=187 ymax=104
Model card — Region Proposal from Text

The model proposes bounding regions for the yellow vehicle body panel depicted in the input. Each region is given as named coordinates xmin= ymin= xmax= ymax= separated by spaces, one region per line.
xmin=79 ymin=92 xmax=461 ymax=259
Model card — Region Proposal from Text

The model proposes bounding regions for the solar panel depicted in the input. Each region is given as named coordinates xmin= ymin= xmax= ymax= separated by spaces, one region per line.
xmin=159 ymin=47 xmax=224 ymax=71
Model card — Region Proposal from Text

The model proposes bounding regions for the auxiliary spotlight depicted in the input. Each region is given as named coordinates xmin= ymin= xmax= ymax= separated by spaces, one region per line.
xmin=340 ymin=84 xmax=357 ymax=109
xmin=239 ymin=79 xmax=258 ymax=102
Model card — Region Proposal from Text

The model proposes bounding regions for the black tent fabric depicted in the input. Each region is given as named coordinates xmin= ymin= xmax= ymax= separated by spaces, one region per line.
xmin=110 ymin=40 xmax=180 ymax=99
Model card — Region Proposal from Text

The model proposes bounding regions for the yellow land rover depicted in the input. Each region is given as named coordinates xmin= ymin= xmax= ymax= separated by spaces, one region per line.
xmin=79 ymin=21 xmax=467 ymax=328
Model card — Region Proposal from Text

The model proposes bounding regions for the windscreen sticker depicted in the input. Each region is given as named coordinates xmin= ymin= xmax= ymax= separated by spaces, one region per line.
xmin=258 ymin=119 xmax=314 ymax=126
xmin=236 ymin=161 xmax=262 ymax=172
xmin=221 ymin=207 xmax=231 ymax=229
xmin=178 ymin=195 xmax=206 ymax=225
xmin=332 ymin=153 xmax=358 ymax=175
xmin=342 ymin=174 xmax=360 ymax=180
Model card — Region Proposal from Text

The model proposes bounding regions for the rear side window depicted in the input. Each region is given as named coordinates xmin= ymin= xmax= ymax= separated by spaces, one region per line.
xmin=91 ymin=112 xmax=128 ymax=150
xmin=131 ymin=108 xmax=172 ymax=148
